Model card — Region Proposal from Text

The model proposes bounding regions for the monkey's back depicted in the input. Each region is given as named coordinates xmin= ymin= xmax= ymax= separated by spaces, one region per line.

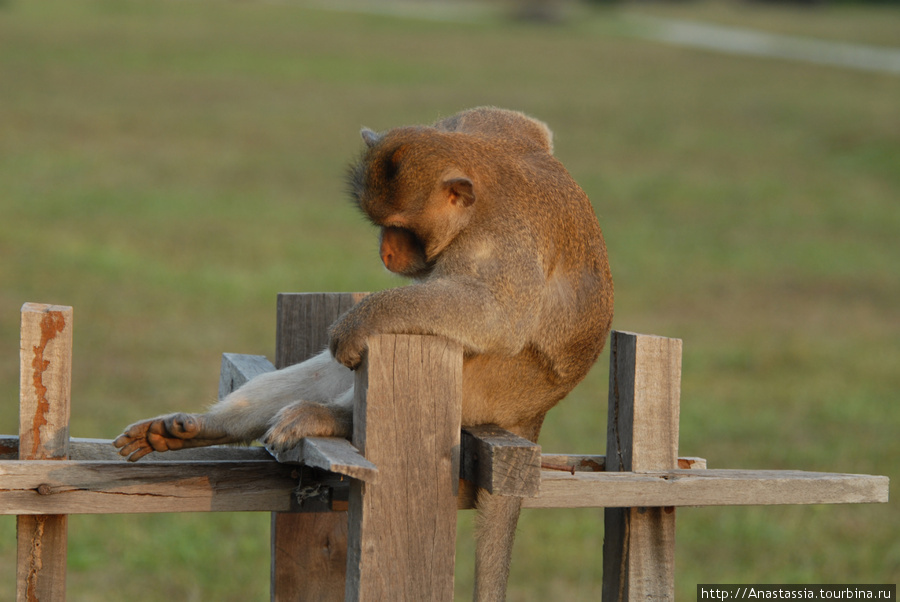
xmin=454 ymin=137 xmax=614 ymax=437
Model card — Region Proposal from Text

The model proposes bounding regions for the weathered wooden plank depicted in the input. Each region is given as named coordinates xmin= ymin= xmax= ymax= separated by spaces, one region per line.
xmin=275 ymin=292 xmax=366 ymax=368
xmin=461 ymin=425 xmax=541 ymax=496
xmin=18 ymin=304 xmax=73 ymax=462
xmin=271 ymin=511 xmax=349 ymax=601
xmin=523 ymin=469 xmax=890 ymax=509
xmin=218 ymin=353 xmax=275 ymax=400
xmin=603 ymin=331 xmax=682 ymax=602
xmin=346 ymin=335 xmax=463 ymax=602
xmin=17 ymin=303 xmax=73 ymax=602
xmin=268 ymin=436 xmax=378 ymax=483
xmin=457 ymin=454 xmax=706 ymax=510
xmin=0 ymin=462 xmax=886 ymax=515
xmin=1 ymin=436 xmax=274 ymax=462
xmin=605 ymin=331 xmax=682 ymax=474
xmin=271 ymin=292 xmax=363 ymax=602
xmin=0 ymin=460 xmax=301 ymax=514
xmin=538 ymin=454 xmax=707 ymax=473
xmin=4 ymin=434 xmax=377 ymax=481
xmin=5 ymin=437 xmax=713 ymax=474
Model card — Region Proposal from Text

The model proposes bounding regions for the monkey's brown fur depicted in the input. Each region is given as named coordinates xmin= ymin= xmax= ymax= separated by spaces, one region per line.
xmin=335 ymin=106 xmax=613 ymax=438
xmin=115 ymin=107 xmax=613 ymax=601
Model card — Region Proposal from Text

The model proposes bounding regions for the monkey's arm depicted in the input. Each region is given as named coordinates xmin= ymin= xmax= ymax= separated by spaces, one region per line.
xmin=329 ymin=276 xmax=532 ymax=370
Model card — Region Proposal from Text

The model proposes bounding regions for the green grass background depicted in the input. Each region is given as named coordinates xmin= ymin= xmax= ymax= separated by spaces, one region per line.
xmin=1 ymin=1 xmax=898 ymax=599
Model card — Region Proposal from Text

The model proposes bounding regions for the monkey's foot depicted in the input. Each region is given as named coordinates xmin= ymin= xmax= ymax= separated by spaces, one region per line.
xmin=263 ymin=402 xmax=352 ymax=452
xmin=113 ymin=413 xmax=232 ymax=462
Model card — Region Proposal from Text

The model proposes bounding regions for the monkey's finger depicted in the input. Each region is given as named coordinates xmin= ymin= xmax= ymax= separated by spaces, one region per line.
xmin=116 ymin=438 xmax=150 ymax=460
xmin=146 ymin=419 xmax=171 ymax=438
xmin=125 ymin=445 xmax=155 ymax=462
xmin=112 ymin=433 xmax=132 ymax=449
xmin=115 ymin=420 xmax=153 ymax=443
xmin=113 ymin=435 xmax=141 ymax=453
xmin=147 ymin=431 xmax=187 ymax=452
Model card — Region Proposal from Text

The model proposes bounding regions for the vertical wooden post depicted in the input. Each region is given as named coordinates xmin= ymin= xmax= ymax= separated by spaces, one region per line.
xmin=17 ymin=303 xmax=73 ymax=602
xmin=271 ymin=293 xmax=365 ymax=602
xmin=602 ymin=331 xmax=682 ymax=602
xmin=346 ymin=335 xmax=462 ymax=601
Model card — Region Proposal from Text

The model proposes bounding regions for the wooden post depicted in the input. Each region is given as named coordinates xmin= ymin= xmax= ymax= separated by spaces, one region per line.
xmin=270 ymin=293 xmax=365 ymax=602
xmin=602 ymin=331 xmax=682 ymax=602
xmin=17 ymin=303 xmax=73 ymax=602
xmin=346 ymin=335 xmax=463 ymax=601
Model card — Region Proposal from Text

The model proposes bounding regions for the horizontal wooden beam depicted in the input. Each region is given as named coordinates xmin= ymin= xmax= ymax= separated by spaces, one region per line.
xmin=0 ymin=436 xmax=273 ymax=462
xmin=521 ymin=468 xmax=889 ymax=509
xmin=538 ymin=454 xmax=707 ymax=473
xmin=0 ymin=459 xmax=301 ymax=515
xmin=0 ymin=460 xmax=886 ymax=515
xmin=3 ymin=435 xmax=378 ymax=483
xmin=1 ymin=437 xmax=706 ymax=475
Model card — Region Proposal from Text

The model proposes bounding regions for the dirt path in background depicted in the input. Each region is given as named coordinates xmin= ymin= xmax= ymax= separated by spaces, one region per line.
xmin=630 ymin=14 xmax=900 ymax=76
xmin=313 ymin=1 xmax=900 ymax=76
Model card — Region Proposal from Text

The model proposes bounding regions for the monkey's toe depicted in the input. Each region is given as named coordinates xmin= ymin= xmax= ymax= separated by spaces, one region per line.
xmin=114 ymin=437 xmax=153 ymax=462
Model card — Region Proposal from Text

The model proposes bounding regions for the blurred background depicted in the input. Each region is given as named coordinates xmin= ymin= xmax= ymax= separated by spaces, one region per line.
xmin=1 ymin=0 xmax=898 ymax=599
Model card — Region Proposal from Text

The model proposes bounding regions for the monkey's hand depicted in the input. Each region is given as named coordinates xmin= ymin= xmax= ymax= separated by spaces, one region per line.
xmin=328 ymin=312 xmax=370 ymax=370
xmin=113 ymin=413 xmax=231 ymax=462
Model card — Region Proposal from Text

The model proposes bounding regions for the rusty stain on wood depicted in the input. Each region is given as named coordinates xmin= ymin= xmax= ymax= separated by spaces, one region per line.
xmin=30 ymin=310 xmax=66 ymax=459
xmin=0 ymin=440 xmax=16 ymax=456
xmin=579 ymin=457 xmax=605 ymax=472
xmin=541 ymin=462 xmax=576 ymax=475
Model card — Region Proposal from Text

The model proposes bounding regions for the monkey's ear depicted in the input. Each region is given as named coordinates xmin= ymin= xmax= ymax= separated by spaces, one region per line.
xmin=444 ymin=177 xmax=475 ymax=207
xmin=361 ymin=128 xmax=382 ymax=148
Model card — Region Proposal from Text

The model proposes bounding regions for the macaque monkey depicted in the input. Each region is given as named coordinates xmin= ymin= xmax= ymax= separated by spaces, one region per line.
xmin=115 ymin=107 xmax=614 ymax=601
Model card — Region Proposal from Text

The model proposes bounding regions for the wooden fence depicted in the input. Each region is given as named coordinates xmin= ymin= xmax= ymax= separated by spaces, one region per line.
xmin=0 ymin=295 xmax=889 ymax=601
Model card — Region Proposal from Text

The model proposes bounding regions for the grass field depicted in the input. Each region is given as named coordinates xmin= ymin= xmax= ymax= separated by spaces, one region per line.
xmin=1 ymin=0 xmax=898 ymax=599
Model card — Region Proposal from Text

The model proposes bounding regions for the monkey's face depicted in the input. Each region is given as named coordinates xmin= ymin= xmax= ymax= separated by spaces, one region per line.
xmin=349 ymin=127 xmax=477 ymax=264
xmin=378 ymin=226 xmax=433 ymax=279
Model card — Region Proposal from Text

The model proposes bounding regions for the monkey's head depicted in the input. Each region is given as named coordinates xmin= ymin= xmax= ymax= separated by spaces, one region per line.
xmin=348 ymin=126 xmax=477 ymax=271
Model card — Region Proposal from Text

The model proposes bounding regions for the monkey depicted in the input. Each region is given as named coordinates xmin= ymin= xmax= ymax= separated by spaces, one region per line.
xmin=114 ymin=106 xmax=614 ymax=601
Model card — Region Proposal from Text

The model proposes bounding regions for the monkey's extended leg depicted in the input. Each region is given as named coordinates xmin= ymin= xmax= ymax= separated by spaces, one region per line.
xmin=114 ymin=350 xmax=354 ymax=461
xmin=473 ymin=490 xmax=524 ymax=602
xmin=262 ymin=389 xmax=354 ymax=452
